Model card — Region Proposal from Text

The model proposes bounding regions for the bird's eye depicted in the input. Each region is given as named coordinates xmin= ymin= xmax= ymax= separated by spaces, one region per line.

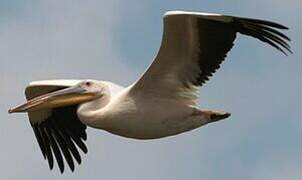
xmin=85 ymin=81 xmax=92 ymax=86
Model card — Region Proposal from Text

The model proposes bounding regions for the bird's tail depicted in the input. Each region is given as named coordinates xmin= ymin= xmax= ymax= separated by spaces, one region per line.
xmin=202 ymin=110 xmax=231 ymax=123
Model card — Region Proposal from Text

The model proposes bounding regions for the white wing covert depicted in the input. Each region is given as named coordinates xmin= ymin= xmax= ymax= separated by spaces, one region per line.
xmin=131 ymin=11 xmax=291 ymax=104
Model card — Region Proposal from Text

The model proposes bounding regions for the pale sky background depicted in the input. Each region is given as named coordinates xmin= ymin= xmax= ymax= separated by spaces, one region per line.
xmin=0 ymin=0 xmax=301 ymax=180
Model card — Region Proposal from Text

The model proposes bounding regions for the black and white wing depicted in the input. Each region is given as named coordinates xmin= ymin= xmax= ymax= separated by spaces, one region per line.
xmin=25 ymin=80 xmax=88 ymax=173
xmin=131 ymin=11 xmax=291 ymax=104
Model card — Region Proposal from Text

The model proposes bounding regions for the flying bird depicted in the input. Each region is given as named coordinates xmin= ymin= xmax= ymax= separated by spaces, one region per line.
xmin=9 ymin=11 xmax=292 ymax=173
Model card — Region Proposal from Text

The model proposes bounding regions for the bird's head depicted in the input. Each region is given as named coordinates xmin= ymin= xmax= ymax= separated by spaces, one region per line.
xmin=9 ymin=80 xmax=109 ymax=113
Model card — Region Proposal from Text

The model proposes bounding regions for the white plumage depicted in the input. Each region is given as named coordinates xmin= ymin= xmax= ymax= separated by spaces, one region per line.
xmin=9 ymin=11 xmax=291 ymax=173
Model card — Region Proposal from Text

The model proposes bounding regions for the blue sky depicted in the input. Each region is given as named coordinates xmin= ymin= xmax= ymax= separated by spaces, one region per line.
xmin=0 ymin=0 xmax=301 ymax=179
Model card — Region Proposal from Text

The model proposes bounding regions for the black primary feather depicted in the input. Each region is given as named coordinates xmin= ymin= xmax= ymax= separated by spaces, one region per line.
xmin=194 ymin=15 xmax=291 ymax=86
xmin=30 ymin=104 xmax=88 ymax=173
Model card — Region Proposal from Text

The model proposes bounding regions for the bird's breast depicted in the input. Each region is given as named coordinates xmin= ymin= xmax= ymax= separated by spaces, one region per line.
xmin=97 ymin=96 xmax=198 ymax=139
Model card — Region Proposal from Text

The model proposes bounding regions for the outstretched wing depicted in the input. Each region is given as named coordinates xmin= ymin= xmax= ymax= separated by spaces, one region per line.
xmin=130 ymin=11 xmax=291 ymax=105
xmin=25 ymin=80 xmax=88 ymax=173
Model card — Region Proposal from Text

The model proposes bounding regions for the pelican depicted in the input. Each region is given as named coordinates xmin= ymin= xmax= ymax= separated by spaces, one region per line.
xmin=9 ymin=11 xmax=291 ymax=173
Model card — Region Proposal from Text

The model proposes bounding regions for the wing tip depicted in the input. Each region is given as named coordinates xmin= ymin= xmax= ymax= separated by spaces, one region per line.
xmin=234 ymin=17 xmax=292 ymax=56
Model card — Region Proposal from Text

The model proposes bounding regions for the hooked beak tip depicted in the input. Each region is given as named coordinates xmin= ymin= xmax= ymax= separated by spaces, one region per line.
xmin=8 ymin=109 xmax=14 ymax=114
xmin=8 ymin=107 xmax=21 ymax=114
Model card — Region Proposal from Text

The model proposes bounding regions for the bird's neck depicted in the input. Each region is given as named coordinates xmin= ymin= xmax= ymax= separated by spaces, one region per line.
xmin=77 ymin=95 xmax=110 ymax=128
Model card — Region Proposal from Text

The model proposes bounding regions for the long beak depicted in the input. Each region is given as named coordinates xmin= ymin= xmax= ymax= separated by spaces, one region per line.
xmin=9 ymin=86 xmax=96 ymax=113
